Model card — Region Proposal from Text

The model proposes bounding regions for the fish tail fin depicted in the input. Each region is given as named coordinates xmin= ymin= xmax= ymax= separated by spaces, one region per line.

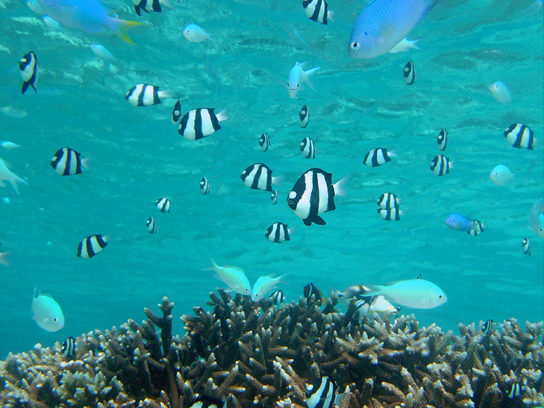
xmin=161 ymin=0 xmax=174 ymax=9
xmin=81 ymin=157 xmax=90 ymax=170
xmin=113 ymin=18 xmax=146 ymax=44
xmin=449 ymin=160 xmax=454 ymax=169
xmin=158 ymin=89 xmax=173 ymax=99
xmin=216 ymin=109 xmax=229 ymax=122
xmin=411 ymin=39 xmax=421 ymax=50
xmin=327 ymin=9 xmax=334 ymax=22
xmin=388 ymin=149 xmax=397 ymax=157
xmin=9 ymin=173 xmax=27 ymax=195
xmin=0 ymin=252 xmax=9 ymax=266
xmin=204 ymin=257 xmax=218 ymax=272
xmin=303 ymin=66 xmax=320 ymax=91
xmin=333 ymin=176 xmax=348 ymax=196
xmin=272 ymin=176 xmax=282 ymax=185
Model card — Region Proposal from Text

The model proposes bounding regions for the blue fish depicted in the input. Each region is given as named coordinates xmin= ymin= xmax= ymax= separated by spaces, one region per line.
xmin=36 ymin=0 xmax=144 ymax=43
xmin=349 ymin=0 xmax=436 ymax=59
xmin=445 ymin=214 xmax=474 ymax=232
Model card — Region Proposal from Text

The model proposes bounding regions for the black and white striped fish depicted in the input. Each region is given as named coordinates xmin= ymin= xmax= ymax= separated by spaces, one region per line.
xmin=288 ymin=168 xmax=346 ymax=226
xmin=303 ymin=282 xmax=323 ymax=305
xmin=507 ymin=382 xmax=522 ymax=399
xmin=437 ymin=129 xmax=448 ymax=151
xmin=19 ymin=51 xmax=39 ymax=94
xmin=200 ymin=177 xmax=210 ymax=194
xmin=155 ymin=197 xmax=171 ymax=213
xmin=265 ymin=222 xmax=292 ymax=243
xmin=378 ymin=207 xmax=402 ymax=221
xmin=77 ymin=234 xmax=109 ymax=258
xmin=403 ymin=60 xmax=415 ymax=85
xmin=468 ymin=220 xmax=485 ymax=236
xmin=178 ymin=108 xmax=228 ymax=140
xmin=125 ymin=84 xmax=171 ymax=106
xmin=270 ymin=189 xmax=278 ymax=204
xmin=259 ymin=133 xmax=270 ymax=152
xmin=240 ymin=163 xmax=279 ymax=192
xmin=430 ymin=154 xmax=452 ymax=176
xmin=377 ymin=193 xmax=400 ymax=210
xmin=300 ymin=137 xmax=316 ymax=158
xmin=171 ymin=99 xmax=182 ymax=124
xmin=302 ymin=0 xmax=333 ymax=25
xmin=188 ymin=394 xmax=225 ymax=408
xmin=269 ymin=289 xmax=285 ymax=305
xmin=61 ymin=336 xmax=76 ymax=359
xmin=299 ymin=104 xmax=309 ymax=128
xmin=133 ymin=0 xmax=164 ymax=15
xmin=306 ymin=376 xmax=337 ymax=408
xmin=354 ymin=295 xmax=398 ymax=314
xmin=522 ymin=237 xmax=531 ymax=255
xmin=146 ymin=216 xmax=158 ymax=233
xmin=504 ymin=123 xmax=534 ymax=150
xmin=363 ymin=148 xmax=395 ymax=167
xmin=51 ymin=147 xmax=88 ymax=176
xmin=481 ymin=319 xmax=493 ymax=335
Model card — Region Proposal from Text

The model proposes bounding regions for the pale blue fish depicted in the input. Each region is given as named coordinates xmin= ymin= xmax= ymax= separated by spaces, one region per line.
xmin=349 ymin=0 xmax=436 ymax=59
xmin=0 ymin=158 xmax=27 ymax=194
xmin=287 ymin=62 xmax=320 ymax=98
xmin=205 ymin=258 xmax=251 ymax=295
xmin=91 ymin=44 xmax=115 ymax=61
xmin=529 ymin=199 xmax=544 ymax=238
xmin=489 ymin=164 xmax=514 ymax=186
xmin=251 ymin=275 xmax=284 ymax=302
xmin=43 ymin=15 xmax=61 ymax=30
xmin=36 ymin=0 xmax=144 ymax=43
xmin=445 ymin=214 xmax=474 ymax=232
xmin=32 ymin=288 xmax=65 ymax=332
xmin=488 ymin=81 xmax=511 ymax=104
xmin=362 ymin=279 xmax=447 ymax=309
xmin=183 ymin=24 xmax=211 ymax=43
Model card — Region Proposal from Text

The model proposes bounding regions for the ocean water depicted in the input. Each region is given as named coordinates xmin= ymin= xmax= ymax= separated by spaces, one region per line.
xmin=0 ymin=0 xmax=542 ymax=360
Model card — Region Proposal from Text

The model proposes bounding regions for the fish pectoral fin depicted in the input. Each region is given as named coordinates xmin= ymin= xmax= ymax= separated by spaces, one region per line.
xmin=21 ymin=82 xmax=29 ymax=94
xmin=312 ymin=215 xmax=326 ymax=225
xmin=376 ymin=22 xmax=397 ymax=44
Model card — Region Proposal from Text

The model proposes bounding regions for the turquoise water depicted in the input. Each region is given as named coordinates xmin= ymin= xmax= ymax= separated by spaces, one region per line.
xmin=0 ymin=0 xmax=543 ymax=360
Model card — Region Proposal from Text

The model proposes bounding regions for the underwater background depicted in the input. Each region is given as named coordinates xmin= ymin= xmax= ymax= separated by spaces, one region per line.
xmin=0 ymin=0 xmax=543 ymax=360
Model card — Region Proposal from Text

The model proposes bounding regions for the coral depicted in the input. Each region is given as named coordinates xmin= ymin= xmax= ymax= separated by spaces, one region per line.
xmin=1 ymin=289 xmax=543 ymax=408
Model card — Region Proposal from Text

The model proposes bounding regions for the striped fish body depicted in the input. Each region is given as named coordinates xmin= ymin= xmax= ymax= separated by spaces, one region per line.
xmin=270 ymin=189 xmax=278 ymax=204
xmin=300 ymin=137 xmax=316 ymax=158
xmin=403 ymin=60 xmax=415 ymax=85
xmin=77 ymin=234 xmax=108 ymax=258
xmin=265 ymin=222 xmax=290 ymax=243
xmin=306 ymin=376 xmax=337 ymax=408
xmin=241 ymin=163 xmax=274 ymax=191
xmin=377 ymin=192 xmax=399 ymax=210
xmin=363 ymin=148 xmax=393 ymax=167
xmin=481 ymin=319 xmax=493 ymax=335
xmin=61 ymin=336 xmax=77 ymax=359
xmin=146 ymin=216 xmax=158 ymax=233
xmin=126 ymin=84 xmax=161 ymax=106
xmin=378 ymin=207 xmax=401 ymax=221
xmin=179 ymin=108 xmax=226 ymax=140
xmin=467 ymin=220 xmax=484 ymax=236
xmin=522 ymin=237 xmax=531 ymax=255
xmin=51 ymin=147 xmax=84 ymax=176
xmin=299 ymin=105 xmax=309 ymax=127
xmin=302 ymin=0 xmax=331 ymax=24
xmin=259 ymin=133 xmax=270 ymax=152
xmin=430 ymin=154 xmax=451 ymax=176
xmin=504 ymin=123 xmax=534 ymax=150
xmin=19 ymin=51 xmax=39 ymax=94
xmin=437 ymin=129 xmax=447 ymax=150
xmin=155 ymin=197 xmax=171 ymax=213
xmin=171 ymin=99 xmax=182 ymax=124
xmin=200 ymin=177 xmax=210 ymax=194
xmin=134 ymin=0 xmax=162 ymax=15
xmin=269 ymin=289 xmax=285 ymax=305
xmin=304 ymin=282 xmax=323 ymax=304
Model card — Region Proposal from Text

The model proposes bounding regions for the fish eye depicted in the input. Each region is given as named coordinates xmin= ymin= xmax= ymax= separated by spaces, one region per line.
xmin=350 ymin=42 xmax=359 ymax=49
xmin=296 ymin=84 xmax=299 ymax=88
xmin=439 ymin=295 xmax=443 ymax=298
xmin=53 ymin=317 xmax=58 ymax=321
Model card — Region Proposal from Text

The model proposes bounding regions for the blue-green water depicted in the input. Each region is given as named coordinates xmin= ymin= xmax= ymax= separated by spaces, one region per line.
xmin=0 ymin=0 xmax=543 ymax=359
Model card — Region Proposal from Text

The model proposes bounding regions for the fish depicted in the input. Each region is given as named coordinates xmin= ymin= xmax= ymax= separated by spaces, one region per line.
xmin=378 ymin=207 xmax=402 ymax=221
xmin=146 ymin=216 xmax=158 ymax=233
xmin=488 ymin=81 xmax=511 ymax=104
xmin=338 ymin=284 xmax=369 ymax=299
xmin=19 ymin=51 xmax=39 ymax=94
xmin=265 ymin=222 xmax=292 ymax=243
xmin=304 ymin=282 xmax=324 ymax=305
xmin=306 ymin=376 xmax=337 ymax=408
xmin=171 ymin=99 xmax=182 ymax=124
xmin=481 ymin=319 xmax=493 ymax=336
xmin=200 ymin=177 xmax=210 ymax=195
xmin=1 ymin=141 xmax=21 ymax=150
xmin=240 ymin=163 xmax=279 ymax=192
xmin=363 ymin=148 xmax=395 ymax=167
xmin=288 ymin=168 xmax=347 ymax=226
xmin=126 ymin=84 xmax=172 ymax=107
xmin=529 ymin=199 xmax=544 ymax=238
xmin=206 ymin=259 xmax=251 ymax=296
xmin=259 ymin=133 xmax=270 ymax=152
xmin=43 ymin=15 xmax=61 ymax=30
xmin=388 ymin=37 xmax=420 ymax=53
xmin=299 ymin=105 xmax=309 ymax=128
xmin=251 ymin=275 xmax=284 ymax=302
xmin=178 ymin=108 xmax=228 ymax=140
xmin=522 ymin=237 xmax=531 ymax=255
xmin=349 ymin=0 xmax=436 ymax=59
xmin=354 ymin=295 xmax=398 ymax=314
xmin=133 ymin=0 xmax=168 ymax=16
xmin=300 ymin=137 xmax=316 ymax=159
xmin=35 ymin=0 xmax=144 ymax=43
xmin=445 ymin=214 xmax=475 ymax=232
xmin=0 ymin=158 xmax=27 ymax=194
xmin=437 ymin=129 xmax=447 ymax=151
xmin=188 ymin=394 xmax=224 ymax=408
xmin=361 ymin=279 xmax=447 ymax=309
xmin=270 ymin=189 xmax=278 ymax=204
xmin=377 ymin=192 xmax=400 ymax=210
xmin=0 ymin=251 xmax=9 ymax=266
xmin=287 ymin=62 xmax=320 ymax=98
xmin=302 ymin=0 xmax=333 ymax=25
xmin=51 ymin=147 xmax=89 ymax=176
xmin=489 ymin=164 xmax=514 ymax=186
xmin=155 ymin=197 xmax=171 ymax=213
xmin=61 ymin=336 xmax=77 ymax=359
xmin=467 ymin=220 xmax=485 ymax=236
xmin=183 ymin=24 xmax=211 ymax=42
xmin=403 ymin=60 xmax=415 ymax=85
xmin=269 ymin=289 xmax=285 ymax=305
xmin=504 ymin=123 xmax=534 ymax=150
xmin=77 ymin=234 xmax=109 ymax=258
xmin=430 ymin=154 xmax=452 ymax=176
xmin=90 ymin=44 xmax=115 ymax=61
xmin=507 ymin=382 xmax=522 ymax=399
xmin=32 ymin=288 xmax=64 ymax=332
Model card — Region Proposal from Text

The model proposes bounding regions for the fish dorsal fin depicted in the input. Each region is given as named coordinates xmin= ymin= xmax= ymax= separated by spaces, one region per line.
xmin=224 ymin=265 xmax=244 ymax=273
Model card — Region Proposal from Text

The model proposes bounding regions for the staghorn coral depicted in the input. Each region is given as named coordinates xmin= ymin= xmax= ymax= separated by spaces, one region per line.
xmin=0 ymin=289 xmax=542 ymax=408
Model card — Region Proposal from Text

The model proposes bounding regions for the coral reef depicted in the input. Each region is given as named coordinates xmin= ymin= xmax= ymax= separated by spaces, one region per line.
xmin=1 ymin=289 xmax=543 ymax=408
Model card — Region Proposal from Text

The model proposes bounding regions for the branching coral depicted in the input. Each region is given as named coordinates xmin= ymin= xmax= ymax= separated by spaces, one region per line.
xmin=1 ymin=289 xmax=542 ymax=408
